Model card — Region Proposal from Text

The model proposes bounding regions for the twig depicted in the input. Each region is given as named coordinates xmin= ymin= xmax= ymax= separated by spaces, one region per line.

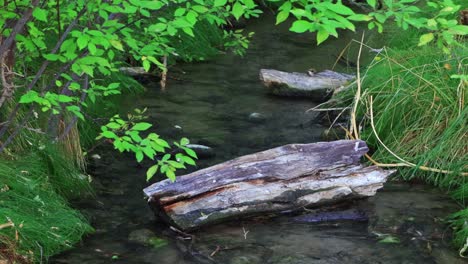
xmin=210 ymin=246 xmax=221 ymax=257
xmin=307 ymin=107 xmax=350 ymax=112
xmin=0 ymin=222 xmax=14 ymax=230
xmin=367 ymin=96 xmax=467 ymax=176
xmin=0 ymin=8 xmax=87 ymax=141
xmin=242 ymin=226 xmax=249 ymax=240
xmin=350 ymin=32 xmax=365 ymax=139
xmin=332 ymin=41 xmax=352 ymax=70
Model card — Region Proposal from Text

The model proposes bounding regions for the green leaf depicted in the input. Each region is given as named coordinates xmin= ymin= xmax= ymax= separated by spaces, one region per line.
xmin=367 ymin=0 xmax=377 ymax=8
xmin=214 ymin=0 xmax=227 ymax=7
xmin=232 ymin=2 xmax=244 ymax=20
xmin=101 ymin=130 xmax=117 ymax=139
xmin=32 ymin=8 xmax=48 ymax=22
xmin=162 ymin=154 xmax=171 ymax=162
xmin=276 ymin=10 xmax=289 ymax=25
xmin=174 ymin=8 xmax=186 ymax=17
xmin=348 ymin=14 xmax=372 ymax=21
xmin=448 ymin=25 xmax=468 ymax=35
xmin=136 ymin=151 xmax=144 ymax=162
xmin=166 ymin=169 xmax=176 ymax=182
xmin=192 ymin=5 xmax=208 ymax=13
xmin=106 ymin=122 xmax=121 ymax=129
xmin=290 ymin=20 xmax=310 ymax=33
xmin=19 ymin=91 xmax=39 ymax=104
xmin=180 ymin=137 xmax=190 ymax=145
xmin=132 ymin=122 xmax=152 ymax=131
xmin=316 ymin=30 xmax=329 ymax=45
xmin=146 ymin=164 xmax=159 ymax=181
xmin=143 ymin=60 xmax=150 ymax=72
xmin=77 ymin=36 xmax=88 ymax=50
xmin=183 ymin=147 xmax=198 ymax=159
xmin=57 ymin=95 xmax=74 ymax=103
xmin=418 ymin=33 xmax=434 ymax=46
xmin=43 ymin=54 xmax=60 ymax=61
xmin=324 ymin=3 xmax=355 ymax=16
xmin=182 ymin=27 xmax=194 ymax=37
xmin=110 ymin=39 xmax=124 ymax=51
xmin=181 ymin=155 xmax=196 ymax=166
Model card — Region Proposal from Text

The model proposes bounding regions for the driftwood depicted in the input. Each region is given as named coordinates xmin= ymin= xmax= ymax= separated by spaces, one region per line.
xmin=259 ymin=69 xmax=354 ymax=101
xmin=143 ymin=140 xmax=394 ymax=230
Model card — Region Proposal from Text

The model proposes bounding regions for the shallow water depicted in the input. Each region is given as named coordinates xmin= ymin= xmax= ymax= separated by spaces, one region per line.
xmin=53 ymin=14 xmax=463 ymax=264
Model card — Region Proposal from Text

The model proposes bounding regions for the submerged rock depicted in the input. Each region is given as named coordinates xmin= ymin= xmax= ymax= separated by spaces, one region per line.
xmin=185 ymin=144 xmax=215 ymax=158
xmin=248 ymin=112 xmax=266 ymax=123
xmin=128 ymin=229 xmax=156 ymax=245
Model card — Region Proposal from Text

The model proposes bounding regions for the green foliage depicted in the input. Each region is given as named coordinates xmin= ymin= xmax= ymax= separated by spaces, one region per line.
xmin=1 ymin=0 xmax=263 ymax=183
xmin=269 ymin=0 xmax=467 ymax=49
xmin=96 ymin=109 xmax=197 ymax=181
xmin=449 ymin=208 xmax=468 ymax=257
xmin=0 ymin=151 xmax=93 ymax=261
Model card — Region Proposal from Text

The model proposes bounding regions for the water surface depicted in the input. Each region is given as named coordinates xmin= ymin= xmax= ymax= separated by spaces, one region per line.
xmin=53 ymin=14 xmax=462 ymax=264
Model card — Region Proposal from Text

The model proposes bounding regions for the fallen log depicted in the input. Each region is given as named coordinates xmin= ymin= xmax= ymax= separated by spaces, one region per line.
xmin=259 ymin=69 xmax=354 ymax=101
xmin=143 ymin=140 xmax=394 ymax=230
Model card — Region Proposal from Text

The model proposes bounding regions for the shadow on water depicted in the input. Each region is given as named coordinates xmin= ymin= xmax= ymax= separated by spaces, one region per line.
xmin=52 ymin=14 xmax=463 ymax=264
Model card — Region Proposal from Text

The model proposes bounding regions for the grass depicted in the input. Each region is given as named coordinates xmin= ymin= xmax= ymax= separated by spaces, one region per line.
xmin=0 ymin=143 xmax=93 ymax=262
xmin=338 ymin=29 xmax=467 ymax=252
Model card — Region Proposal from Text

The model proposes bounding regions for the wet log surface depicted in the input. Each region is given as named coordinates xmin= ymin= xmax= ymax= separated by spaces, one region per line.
xmin=143 ymin=140 xmax=394 ymax=230
xmin=259 ymin=69 xmax=354 ymax=101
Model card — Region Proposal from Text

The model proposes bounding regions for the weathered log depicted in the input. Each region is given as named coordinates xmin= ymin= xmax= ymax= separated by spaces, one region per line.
xmin=143 ymin=140 xmax=394 ymax=230
xmin=259 ymin=69 xmax=354 ymax=101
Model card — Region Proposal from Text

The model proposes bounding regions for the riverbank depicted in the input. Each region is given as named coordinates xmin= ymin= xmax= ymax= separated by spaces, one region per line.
xmin=332 ymin=26 xmax=467 ymax=252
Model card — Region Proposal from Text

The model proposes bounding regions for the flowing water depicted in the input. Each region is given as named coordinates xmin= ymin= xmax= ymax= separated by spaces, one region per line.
xmin=53 ymin=14 xmax=464 ymax=264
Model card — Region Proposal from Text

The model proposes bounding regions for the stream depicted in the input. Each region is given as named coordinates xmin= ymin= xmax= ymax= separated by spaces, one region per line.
xmin=53 ymin=14 xmax=464 ymax=264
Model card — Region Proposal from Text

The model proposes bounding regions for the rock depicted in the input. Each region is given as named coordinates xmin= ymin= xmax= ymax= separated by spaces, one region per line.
xmin=248 ymin=112 xmax=266 ymax=123
xmin=259 ymin=69 xmax=355 ymax=101
xmin=185 ymin=144 xmax=215 ymax=158
xmin=128 ymin=229 xmax=156 ymax=245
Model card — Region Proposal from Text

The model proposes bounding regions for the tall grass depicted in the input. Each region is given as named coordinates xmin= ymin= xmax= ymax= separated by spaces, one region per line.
xmin=0 ymin=145 xmax=93 ymax=262
xmin=345 ymin=32 xmax=467 ymax=250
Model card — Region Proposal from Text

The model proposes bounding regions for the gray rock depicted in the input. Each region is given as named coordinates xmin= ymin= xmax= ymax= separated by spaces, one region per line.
xmin=185 ymin=144 xmax=215 ymax=158
xmin=248 ymin=112 xmax=266 ymax=123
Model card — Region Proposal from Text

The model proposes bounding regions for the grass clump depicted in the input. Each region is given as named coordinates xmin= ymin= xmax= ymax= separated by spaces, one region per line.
xmin=346 ymin=35 xmax=467 ymax=251
xmin=0 ymin=145 xmax=93 ymax=262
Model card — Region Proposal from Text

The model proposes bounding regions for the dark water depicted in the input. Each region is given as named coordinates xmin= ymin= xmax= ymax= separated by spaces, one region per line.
xmin=53 ymin=15 xmax=463 ymax=264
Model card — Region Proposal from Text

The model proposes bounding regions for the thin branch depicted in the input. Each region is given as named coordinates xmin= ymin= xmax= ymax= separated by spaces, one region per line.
xmin=0 ymin=0 xmax=40 ymax=56
xmin=350 ymin=32 xmax=365 ymax=139
xmin=0 ymin=8 xmax=86 ymax=140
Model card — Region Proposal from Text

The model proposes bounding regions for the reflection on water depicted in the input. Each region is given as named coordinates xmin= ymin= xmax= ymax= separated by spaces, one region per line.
xmin=52 ymin=14 xmax=462 ymax=264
